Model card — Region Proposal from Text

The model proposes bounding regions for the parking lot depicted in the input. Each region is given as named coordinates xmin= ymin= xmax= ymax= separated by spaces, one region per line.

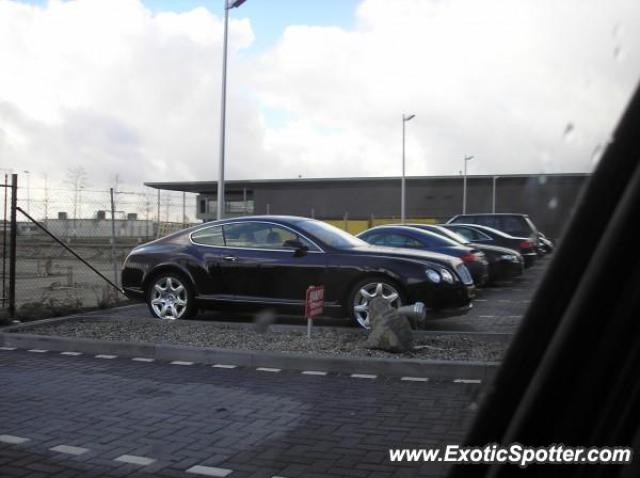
xmin=82 ymin=255 xmax=547 ymax=336
xmin=0 ymin=257 xmax=547 ymax=477
xmin=0 ymin=345 xmax=481 ymax=478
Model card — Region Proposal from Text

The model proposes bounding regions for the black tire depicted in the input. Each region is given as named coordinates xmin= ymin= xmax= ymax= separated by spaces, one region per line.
xmin=145 ymin=271 xmax=197 ymax=320
xmin=347 ymin=277 xmax=404 ymax=329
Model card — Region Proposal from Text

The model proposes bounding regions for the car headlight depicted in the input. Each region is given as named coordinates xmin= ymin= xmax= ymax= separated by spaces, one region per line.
xmin=439 ymin=268 xmax=454 ymax=284
xmin=425 ymin=268 xmax=441 ymax=283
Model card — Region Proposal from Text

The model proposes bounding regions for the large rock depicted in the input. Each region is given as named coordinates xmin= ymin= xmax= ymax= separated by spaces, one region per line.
xmin=366 ymin=297 xmax=414 ymax=353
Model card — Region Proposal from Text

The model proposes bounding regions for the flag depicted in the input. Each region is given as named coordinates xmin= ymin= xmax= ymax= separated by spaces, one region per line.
xmin=227 ymin=0 xmax=247 ymax=8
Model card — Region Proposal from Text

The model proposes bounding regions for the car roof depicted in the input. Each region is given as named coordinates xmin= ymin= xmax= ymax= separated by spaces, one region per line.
xmin=203 ymin=215 xmax=311 ymax=224
xmin=450 ymin=213 xmax=530 ymax=217
xmin=358 ymin=225 xmax=462 ymax=246
xmin=444 ymin=223 xmax=525 ymax=239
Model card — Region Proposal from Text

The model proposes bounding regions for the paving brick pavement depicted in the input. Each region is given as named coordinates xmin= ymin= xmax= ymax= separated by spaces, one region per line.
xmin=0 ymin=349 xmax=484 ymax=477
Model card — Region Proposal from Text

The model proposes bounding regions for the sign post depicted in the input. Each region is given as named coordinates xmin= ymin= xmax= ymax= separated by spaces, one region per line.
xmin=304 ymin=285 xmax=325 ymax=339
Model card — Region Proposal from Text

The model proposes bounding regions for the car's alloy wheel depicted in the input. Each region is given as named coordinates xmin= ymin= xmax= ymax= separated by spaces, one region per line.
xmin=149 ymin=276 xmax=189 ymax=320
xmin=352 ymin=281 xmax=402 ymax=329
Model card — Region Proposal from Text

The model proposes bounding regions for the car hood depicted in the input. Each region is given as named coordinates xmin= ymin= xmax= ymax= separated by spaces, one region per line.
xmin=345 ymin=244 xmax=463 ymax=269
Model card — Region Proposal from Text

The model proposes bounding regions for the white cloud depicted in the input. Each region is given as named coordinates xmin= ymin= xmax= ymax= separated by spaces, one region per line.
xmin=1 ymin=0 xmax=639 ymax=197
xmin=256 ymin=0 xmax=640 ymax=177
xmin=0 ymin=0 xmax=259 ymax=189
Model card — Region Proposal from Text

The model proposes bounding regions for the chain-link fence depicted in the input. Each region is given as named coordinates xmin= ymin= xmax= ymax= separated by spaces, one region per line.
xmin=1 ymin=172 xmax=449 ymax=321
xmin=3 ymin=174 xmax=198 ymax=320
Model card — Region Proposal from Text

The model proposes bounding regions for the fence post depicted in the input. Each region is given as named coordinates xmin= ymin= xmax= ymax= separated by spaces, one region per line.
xmin=110 ymin=188 xmax=118 ymax=287
xmin=2 ymin=174 xmax=7 ymax=309
xmin=8 ymin=174 xmax=17 ymax=318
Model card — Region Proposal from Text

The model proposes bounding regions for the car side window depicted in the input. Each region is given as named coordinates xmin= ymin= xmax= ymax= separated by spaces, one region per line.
xmin=449 ymin=227 xmax=472 ymax=241
xmin=454 ymin=226 xmax=487 ymax=242
xmin=363 ymin=233 xmax=384 ymax=245
xmin=223 ymin=222 xmax=318 ymax=251
xmin=377 ymin=233 xmax=423 ymax=248
xmin=191 ymin=225 xmax=225 ymax=246
xmin=502 ymin=216 xmax=528 ymax=235
xmin=477 ymin=216 xmax=498 ymax=229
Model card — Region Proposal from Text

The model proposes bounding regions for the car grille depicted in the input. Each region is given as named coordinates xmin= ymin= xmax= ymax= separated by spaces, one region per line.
xmin=456 ymin=264 xmax=474 ymax=285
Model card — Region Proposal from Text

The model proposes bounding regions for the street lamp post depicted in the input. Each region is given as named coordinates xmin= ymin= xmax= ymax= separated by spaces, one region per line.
xmin=217 ymin=0 xmax=247 ymax=221
xmin=23 ymin=170 xmax=30 ymax=214
xmin=462 ymin=155 xmax=473 ymax=214
xmin=492 ymin=175 xmax=500 ymax=213
xmin=401 ymin=114 xmax=415 ymax=223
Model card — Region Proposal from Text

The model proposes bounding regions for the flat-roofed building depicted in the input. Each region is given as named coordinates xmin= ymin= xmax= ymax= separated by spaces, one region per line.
xmin=145 ymin=173 xmax=589 ymax=240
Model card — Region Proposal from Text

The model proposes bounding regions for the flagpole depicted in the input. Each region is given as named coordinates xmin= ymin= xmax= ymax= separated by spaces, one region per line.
xmin=217 ymin=2 xmax=230 ymax=220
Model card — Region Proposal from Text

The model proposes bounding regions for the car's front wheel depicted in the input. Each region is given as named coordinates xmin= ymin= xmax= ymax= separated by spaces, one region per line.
xmin=146 ymin=273 xmax=196 ymax=320
xmin=349 ymin=278 xmax=404 ymax=329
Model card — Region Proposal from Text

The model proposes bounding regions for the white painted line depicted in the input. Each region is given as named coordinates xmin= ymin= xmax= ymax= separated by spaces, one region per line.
xmin=27 ymin=349 xmax=48 ymax=353
xmin=95 ymin=354 xmax=116 ymax=359
xmin=186 ymin=465 xmax=233 ymax=477
xmin=479 ymin=315 xmax=495 ymax=318
xmin=50 ymin=445 xmax=89 ymax=456
xmin=351 ymin=373 xmax=377 ymax=379
xmin=401 ymin=376 xmax=429 ymax=382
xmin=453 ymin=379 xmax=482 ymax=384
xmin=474 ymin=299 xmax=487 ymax=302
xmin=170 ymin=361 xmax=194 ymax=366
xmin=0 ymin=434 xmax=30 ymax=445
xmin=507 ymin=315 xmax=522 ymax=319
xmin=132 ymin=357 xmax=155 ymax=362
xmin=0 ymin=347 xmax=17 ymax=351
xmin=212 ymin=364 xmax=237 ymax=369
xmin=256 ymin=367 xmax=281 ymax=373
xmin=114 ymin=454 xmax=156 ymax=466
xmin=60 ymin=351 xmax=82 ymax=356
xmin=301 ymin=371 xmax=327 ymax=376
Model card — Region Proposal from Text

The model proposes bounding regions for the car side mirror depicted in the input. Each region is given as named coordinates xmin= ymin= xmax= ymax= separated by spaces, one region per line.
xmin=283 ymin=239 xmax=308 ymax=256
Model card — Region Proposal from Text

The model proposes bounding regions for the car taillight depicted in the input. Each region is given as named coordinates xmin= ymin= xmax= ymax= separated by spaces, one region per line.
xmin=520 ymin=240 xmax=532 ymax=249
xmin=460 ymin=253 xmax=477 ymax=263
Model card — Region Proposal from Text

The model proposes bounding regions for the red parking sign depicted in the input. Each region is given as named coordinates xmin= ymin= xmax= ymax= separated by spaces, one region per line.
xmin=305 ymin=285 xmax=325 ymax=319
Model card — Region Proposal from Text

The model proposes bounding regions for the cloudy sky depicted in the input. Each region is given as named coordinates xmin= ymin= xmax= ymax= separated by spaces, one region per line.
xmin=1 ymin=0 xmax=639 ymax=193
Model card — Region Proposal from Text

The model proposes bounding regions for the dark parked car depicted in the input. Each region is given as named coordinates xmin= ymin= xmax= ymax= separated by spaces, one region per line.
xmin=441 ymin=223 xmax=538 ymax=267
xmin=447 ymin=213 xmax=539 ymax=239
xmin=356 ymin=225 xmax=490 ymax=286
xmin=395 ymin=224 xmax=525 ymax=283
xmin=122 ymin=216 xmax=475 ymax=328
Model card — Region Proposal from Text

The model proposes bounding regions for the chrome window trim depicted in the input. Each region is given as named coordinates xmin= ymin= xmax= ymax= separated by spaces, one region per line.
xmin=189 ymin=220 xmax=325 ymax=253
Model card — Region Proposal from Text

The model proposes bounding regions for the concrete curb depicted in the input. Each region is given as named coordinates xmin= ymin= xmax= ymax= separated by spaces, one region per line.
xmin=0 ymin=328 xmax=499 ymax=380
xmin=2 ymin=313 xmax=514 ymax=344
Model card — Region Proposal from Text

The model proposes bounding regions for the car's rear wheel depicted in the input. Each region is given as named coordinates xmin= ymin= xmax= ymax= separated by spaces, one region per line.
xmin=349 ymin=278 xmax=403 ymax=329
xmin=146 ymin=273 xmax=196 ymax=320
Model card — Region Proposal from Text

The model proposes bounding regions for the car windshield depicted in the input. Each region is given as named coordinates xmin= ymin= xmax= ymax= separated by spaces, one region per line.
xmin=297 ymin=219 xmax=367 ymax=249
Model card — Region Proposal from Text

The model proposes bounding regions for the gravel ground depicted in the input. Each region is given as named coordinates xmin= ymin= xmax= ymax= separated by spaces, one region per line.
xmin=18 ymin=317 xmax=505 ymax=362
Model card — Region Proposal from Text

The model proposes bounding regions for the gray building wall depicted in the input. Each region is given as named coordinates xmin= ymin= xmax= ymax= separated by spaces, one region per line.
xmin=147 ymin=173 xmax=590 ymax=241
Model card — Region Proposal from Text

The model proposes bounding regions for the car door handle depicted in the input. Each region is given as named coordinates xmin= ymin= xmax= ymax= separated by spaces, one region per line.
xmin=223 ymin=255 xmax=237 ymax=262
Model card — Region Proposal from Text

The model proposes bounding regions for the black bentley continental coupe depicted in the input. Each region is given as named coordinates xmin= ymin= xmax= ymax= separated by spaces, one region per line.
xmin=122 ymin=216 xmax=475 ymax=328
